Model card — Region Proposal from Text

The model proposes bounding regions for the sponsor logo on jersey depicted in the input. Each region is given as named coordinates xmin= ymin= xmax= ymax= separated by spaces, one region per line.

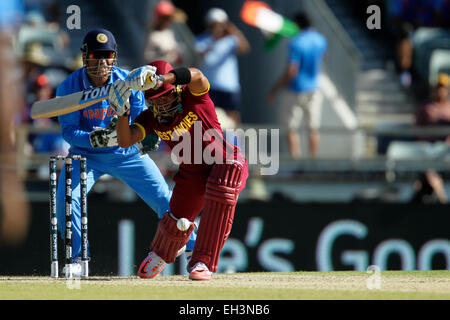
xmin=81 ymin=84 xmax=111 ymax=102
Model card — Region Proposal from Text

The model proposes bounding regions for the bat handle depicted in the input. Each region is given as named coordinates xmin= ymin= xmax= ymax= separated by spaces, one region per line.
xmin=145 ymin=72 xmax=164 ymax=90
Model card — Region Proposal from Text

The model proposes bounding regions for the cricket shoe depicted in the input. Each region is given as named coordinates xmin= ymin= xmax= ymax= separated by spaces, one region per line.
xmin=189 ymin=262 xmax=212 ymax=281
xmin=138 ymin=252 xmax=166 ymax=279
xmin=138 ymin=246 xmax=185 ymax=279
xmin=62 ymin=257 xmax=82 ymax=277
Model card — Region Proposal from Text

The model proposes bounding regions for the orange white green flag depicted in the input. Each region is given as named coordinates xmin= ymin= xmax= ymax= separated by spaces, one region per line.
xmin=240 ymin=1 xmax=299 ymax=50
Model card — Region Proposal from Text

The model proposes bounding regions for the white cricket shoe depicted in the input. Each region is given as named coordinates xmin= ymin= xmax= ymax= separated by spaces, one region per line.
xmin=189 ymin=262 xmax=212 ymax=281
xmin=138 ymin=252 xmax=166 ymax=279
xmin=62 ymin=257 xmax=82 ymax=278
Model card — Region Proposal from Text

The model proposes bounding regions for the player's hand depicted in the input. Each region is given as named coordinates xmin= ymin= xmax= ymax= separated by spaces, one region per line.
xmin=138 ymin=132 xmax=161 ymax=154
xmin=125 ymin=66 xmax=163 ymax=91
xmin=89 ymin=127 xmax=118 ymax=148
xmin=109 ymin=79 xmax=131 ymax=116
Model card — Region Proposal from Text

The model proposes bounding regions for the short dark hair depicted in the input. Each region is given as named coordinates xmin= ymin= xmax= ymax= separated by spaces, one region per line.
xmin=294 ymin=11 xmax=311 ymax=28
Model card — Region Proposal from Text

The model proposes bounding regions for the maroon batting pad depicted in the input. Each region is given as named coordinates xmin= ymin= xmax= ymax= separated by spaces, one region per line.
xmin=150 ymin=212 xmax=194 ymax=263
xmin=189 ymin=163 xmax=243 ymax=273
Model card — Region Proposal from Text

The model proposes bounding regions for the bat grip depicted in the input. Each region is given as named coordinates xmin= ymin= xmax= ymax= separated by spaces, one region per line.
xmin=145 ymin=73 xmax=153 ymax=84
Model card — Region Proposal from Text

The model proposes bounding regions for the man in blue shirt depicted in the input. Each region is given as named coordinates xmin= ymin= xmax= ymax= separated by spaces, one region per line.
xmin=56 ymin=29 xmax=195 ymax=276
xmin=195 ymin=8 xmax=250 ymax=126
xmin=268 ymin=12 xmax=327 ymax=159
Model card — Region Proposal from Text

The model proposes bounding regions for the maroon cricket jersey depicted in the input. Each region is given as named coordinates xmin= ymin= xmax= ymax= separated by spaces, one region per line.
xmin=133 ymin=86 xmax=245 ymax=171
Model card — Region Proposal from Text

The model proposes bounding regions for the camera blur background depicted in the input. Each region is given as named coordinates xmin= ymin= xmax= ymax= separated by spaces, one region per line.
xmin=1 ymin=0 xmax=449 ymax=276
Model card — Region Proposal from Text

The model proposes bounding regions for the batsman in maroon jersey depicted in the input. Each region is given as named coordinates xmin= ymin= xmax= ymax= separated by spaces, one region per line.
xmin=115 ymin=60 xmax=248 ymax=280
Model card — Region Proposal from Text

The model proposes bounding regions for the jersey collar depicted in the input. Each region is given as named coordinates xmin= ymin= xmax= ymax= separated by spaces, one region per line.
xmin=81 ymin=67 xmax=117 ymax=90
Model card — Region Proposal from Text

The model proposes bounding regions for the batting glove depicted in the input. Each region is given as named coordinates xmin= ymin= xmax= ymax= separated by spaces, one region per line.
xmin=138 ymin=132 xmax=161 ymax=154
xmin=125 ymin=66 xmax=163 ymax=91
xmin=89 ymin=127 xmax=118 ymax=148
xmin=109 ymin=79 xmax=131 ymax=116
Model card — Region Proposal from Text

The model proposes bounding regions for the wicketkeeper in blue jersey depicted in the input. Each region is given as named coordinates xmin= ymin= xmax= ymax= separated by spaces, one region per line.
xmin=55 ymin=28 xmax=196 ymax=276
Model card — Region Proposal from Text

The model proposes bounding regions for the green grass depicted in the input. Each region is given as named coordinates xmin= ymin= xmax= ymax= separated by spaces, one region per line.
xmin=1 ymin=271 xmax=449 ymax=300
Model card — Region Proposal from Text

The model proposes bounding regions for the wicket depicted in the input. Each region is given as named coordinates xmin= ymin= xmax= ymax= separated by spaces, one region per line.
xmin=49 ymin=155 xmax=88 ymax=279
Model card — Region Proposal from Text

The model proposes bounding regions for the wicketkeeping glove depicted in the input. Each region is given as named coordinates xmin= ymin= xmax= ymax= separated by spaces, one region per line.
xmin=125 ymin=66 xmax=163 ymax=91
xmin=89 ymin=116 xmax=119 ymax=148
xmin=138 ymin=132 xmax=161 ymax=154
xmin=109 ymin=79 xmax=131 ymax=116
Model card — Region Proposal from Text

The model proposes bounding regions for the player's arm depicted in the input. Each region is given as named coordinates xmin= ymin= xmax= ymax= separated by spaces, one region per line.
xmin=162 ymin=67 xmax=210 ymax=95
xmin=116 ymin=113 xmax=144 ymax=148
xmin=121 ymin=65 xmax=209 ymax=95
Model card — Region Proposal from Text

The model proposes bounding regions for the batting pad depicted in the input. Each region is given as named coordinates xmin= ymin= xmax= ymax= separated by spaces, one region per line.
xmin=189 ymin=163 xmax=243 ymax=273
xmin=150 ymin=212 xmax=194 ymax=263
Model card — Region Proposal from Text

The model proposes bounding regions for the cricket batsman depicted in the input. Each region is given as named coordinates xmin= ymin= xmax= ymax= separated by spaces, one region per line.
xmin=109 ymin=60 xmax=249 ymax=280
xmin=55 ymin=29 xmax=196 ymax=275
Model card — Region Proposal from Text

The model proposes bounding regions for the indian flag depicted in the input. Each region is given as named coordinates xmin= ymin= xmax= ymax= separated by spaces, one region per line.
xmin=240 ymin=1 xmax=299 ymax=39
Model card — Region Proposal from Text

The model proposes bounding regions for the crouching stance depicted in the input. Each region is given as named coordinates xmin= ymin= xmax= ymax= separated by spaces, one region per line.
xmin=110 ymin=60 xmax=248 ymax=280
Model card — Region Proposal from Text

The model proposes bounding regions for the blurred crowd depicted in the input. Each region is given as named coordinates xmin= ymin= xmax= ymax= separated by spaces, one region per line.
xmin=386 ymin=0 xmax=450 ymax=93
xmin=16 ymin=2 xmax=81 ymax=160
xmin=353 ymin=0 xmax=450 ymax=94
xmin=5 ymin=0 xmax=450 ymax=178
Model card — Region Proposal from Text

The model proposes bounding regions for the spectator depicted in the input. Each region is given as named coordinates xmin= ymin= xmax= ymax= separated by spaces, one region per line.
xmin=16 ymin=10 xmax=65 ymax=55
xmin=411 ymin=170 xmax=447 ymax=204
xmin=386 ymin=0 xmax=450 ymax=88
xmin=21 ymin=42 xmax=49 ymax=105
xmin=27 ymin=74 xmax=68 ymax=157
xmin=387 ymin=0 xmax=416 ymax=88
xmin=267 ymin=11 xmax=327 ymax=159
xmin=195 ymin=7 xmax=250 ymax=126
xmin=143 ymin=1 xmax=188 ymax=68
xmin=415 ymin=73 xmax=450 ymax=142
xmin=44 ymin=2 xmax=70 ymax=49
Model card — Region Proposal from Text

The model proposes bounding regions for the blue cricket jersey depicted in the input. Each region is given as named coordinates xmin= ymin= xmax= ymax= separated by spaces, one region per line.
xmin=56 ymin=66 xmax=144 ymax=156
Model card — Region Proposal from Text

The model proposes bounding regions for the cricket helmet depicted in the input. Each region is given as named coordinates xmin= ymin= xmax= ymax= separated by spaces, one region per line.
xmin=81 ymin=28 xmax=118 ymax=78
xmin=144 ymin=60 xmax=182 ymax=118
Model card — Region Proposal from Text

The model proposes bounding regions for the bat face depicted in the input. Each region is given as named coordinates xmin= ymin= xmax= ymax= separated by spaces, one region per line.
xmin=30 ymin=84 xmax=112 ymax=119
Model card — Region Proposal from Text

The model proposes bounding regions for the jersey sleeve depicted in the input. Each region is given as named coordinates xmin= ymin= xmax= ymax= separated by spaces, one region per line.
xmin=56 ymin=84 xmax=92 ymax=148
xmin=179 ymin=84 xmax=211 ymax=113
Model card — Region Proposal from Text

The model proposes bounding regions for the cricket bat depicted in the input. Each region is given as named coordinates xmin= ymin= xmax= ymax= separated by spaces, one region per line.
xmin=30 ymin=74 xmax=153 ymax=119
